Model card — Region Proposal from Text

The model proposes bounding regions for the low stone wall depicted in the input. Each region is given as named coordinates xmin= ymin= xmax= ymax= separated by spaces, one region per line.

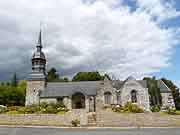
xmin=0 ymin=109 xmax=87 ymax=126
xmin=97 ymin=110 xmax=180 ymax=127
xmin=1 ymin=110 xmax=180 ymax=127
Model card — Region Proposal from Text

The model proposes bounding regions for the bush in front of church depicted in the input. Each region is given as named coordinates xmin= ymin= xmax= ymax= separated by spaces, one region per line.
xmin=112 ymin=102 xmax=144 ymax=113
xmin=39 ymin=102 xmax=69 ymax=114
xmin=150 ymin=105 xmax=161 ymax=112
xmin=71 ymin=119 xmax=80 ymax=127
xmin=123 ymin=102 xmax=144 ymax=113
xmin=1 ymin=102 xmax=69 ymax=114
xmin=0 ymin=105 xmax=7 ymax=114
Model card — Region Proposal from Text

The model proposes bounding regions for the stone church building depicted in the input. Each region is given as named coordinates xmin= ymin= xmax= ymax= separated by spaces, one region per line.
xmin=26 ymin=31 xmax=175 ymax=112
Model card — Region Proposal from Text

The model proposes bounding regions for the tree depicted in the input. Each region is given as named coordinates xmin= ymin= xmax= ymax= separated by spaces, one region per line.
xmin=143 ymin=77 xmax=162 ymax=106
xmin=47 ymin=68 xmax=59 ymax=82
xmin=161 ymin=78 xmax=180 ymax=110
xmin=47 ymin=67 xmax=70 ymax=82
xmin=104 ymin=74 xmax=111 ymax=80
xmin=1 ymin=82 xmax=4 ymax=86
xmin=72 ymin=72 xmax=105 ymax=81
xmin=17 ymin=80 xmax=26 ymax=96
xmin=63 ymin=77 xmax=69 ymax=82
xmin=6 ymin=82 xmax=10 ymax=86
xmin=11 ymin=72 xmax=18 ymax=87
xmin=0 ymin=81 xmax=26 ymax=106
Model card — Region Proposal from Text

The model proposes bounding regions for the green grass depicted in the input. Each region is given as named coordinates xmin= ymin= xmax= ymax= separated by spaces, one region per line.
xmin=159 ymin=111 xmax=180 ymax=115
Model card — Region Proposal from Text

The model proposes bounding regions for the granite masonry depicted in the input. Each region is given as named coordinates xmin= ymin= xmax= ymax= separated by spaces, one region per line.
xmin=26 ymin=30 xmax=175 ymax=114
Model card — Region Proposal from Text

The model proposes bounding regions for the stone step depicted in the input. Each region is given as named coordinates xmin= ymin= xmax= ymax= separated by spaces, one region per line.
xmin=88 ymin=119 xmax=96 ymax=122
xmin=87 ymin=114 xmax=97 ymax=126
xmin=88 ymin=121 xmax=96 ymax=123
xmin=88 ymin=123 xmax=97 ymax=126
xmin=88 ymin=118 xmax=96 ymax=120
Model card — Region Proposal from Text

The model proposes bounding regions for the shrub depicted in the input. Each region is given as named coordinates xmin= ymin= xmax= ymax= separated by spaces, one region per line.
xmin=112 ymin=106 xmax=124 ymax=113
xmin=25 ymin=105 xmax=39 ymax=114
xmin=161 ymin=106 xmax=180 ymax=115
xmin=17 ymin=106 xmax=26 ymax=114
xmin=4 ymin=102 xmax=69 ymax=114
xmin=6 ymin=111 xmax=19 ymax=114
xmin=57 ymin=111 xmax=66 ymax=115
xmin=40 ymin=108 xmax=47 ymax=113
xmin=57 ymin=107 xmax=69 ymax=112
xmin=111 ymin=102 xmax=144 ymax=113
xmin=40 ymin=102 xmax=69 ymax=114
xmin=40 ymin=102 xmax=48 ymax=108
xmin=71 ymin=119 xmax=80 ymax=127
xmin=166 ymin=107 xmax=177 ymax=115
xmin=55 ymin=102 xmax=66 ymax=108
xmin=150 ymin=105 xmax=161 ymax=112
xmin=0 ymin=105 xmax=7 ymax=113
xmin=46 ymin=105 xmax=57 ymax=114
xmin=7 ymin=106 xmax=20 ymax=111
xmin=176 ymin=111 xmax=180 ymax=115
xmin=123 ymin=102 xmax=144 ymax=113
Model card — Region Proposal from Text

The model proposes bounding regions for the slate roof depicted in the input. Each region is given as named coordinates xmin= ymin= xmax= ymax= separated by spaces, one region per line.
xmin=112 ymin=80 xmax=147 ymax=90
xmin=27 ymin=72 xmax=46 ymax=81
xmin=157 ymin=80 xmax=171 ymax=93
xmin=112 ymin=81 xmax=124 ymax=89
xmin=40 ymin=81 xmax=102 ymax=98
xmin=137 ymin=80 xmax=147 ymax=88
xmin=40 ymin=79 xmax=170 ymax=98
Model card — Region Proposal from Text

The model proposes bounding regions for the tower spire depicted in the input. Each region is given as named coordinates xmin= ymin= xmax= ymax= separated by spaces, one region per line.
xmin=36 ymin=26 xmax=42 ymax=52
xmin=38 ymin=28 xmax=42 ymax=47
xmin=29 ymin=27 xmax=47 ymax=80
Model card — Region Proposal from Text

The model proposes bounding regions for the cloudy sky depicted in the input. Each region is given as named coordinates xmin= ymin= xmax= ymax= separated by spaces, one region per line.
xmin=0 ymin=0 xmax=180 ymax=84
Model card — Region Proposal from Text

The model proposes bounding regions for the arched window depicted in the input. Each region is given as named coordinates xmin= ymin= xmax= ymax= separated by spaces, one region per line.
xmin=104 ymin=92 xmax=112 ymax=104
xmin=116 ymin=91 xmax=121 ymax=105
xmin=131 ymin=90 xmax=137 ymax=103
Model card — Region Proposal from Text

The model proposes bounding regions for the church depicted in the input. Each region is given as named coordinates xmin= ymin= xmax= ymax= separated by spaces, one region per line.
xmin=26 ymin=30 xmax=175 ymax=112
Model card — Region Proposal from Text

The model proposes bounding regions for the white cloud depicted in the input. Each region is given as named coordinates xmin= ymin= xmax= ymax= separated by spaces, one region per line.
xmin=136 ymin=0 xmax=180 ymax=21
xmin=0 ymin=0 xmax=179 ymax=80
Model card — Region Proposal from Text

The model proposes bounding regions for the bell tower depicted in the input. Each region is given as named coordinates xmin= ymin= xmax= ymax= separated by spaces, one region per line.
xmin=25 ymin=29 xmax=47 ymax=105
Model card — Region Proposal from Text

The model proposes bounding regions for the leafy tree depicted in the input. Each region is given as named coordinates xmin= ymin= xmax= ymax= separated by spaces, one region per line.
xmin=11 ymin=72 xmax=18 ymax=87
xmin=17 ymin=80 xmax=26 ymax=96
xmin=143 ymin=77 xmax=162 ymax=106
xmin=47 ymin=67 xmax=70 ymax=82
xmin=72 ymin=72 xmax=105 ymax=81
xmin=47 ymin=68 xmax=59 ymax=82
xmin=6 ymin=82 xmax=10 ymax=86
xmin=63 ymin=77 xmax=69 ymax=82
xmin=1 ymin=82 xmax=4 ymax=86
xmin=104 ymin=74 xmax=111 ymax=80
xmin=0 ymin=78 xmax=26 ymax=106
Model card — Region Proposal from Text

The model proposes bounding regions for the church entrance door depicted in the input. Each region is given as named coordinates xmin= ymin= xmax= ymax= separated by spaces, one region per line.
xmin=72 ymin=92 xmax=85 ymax=109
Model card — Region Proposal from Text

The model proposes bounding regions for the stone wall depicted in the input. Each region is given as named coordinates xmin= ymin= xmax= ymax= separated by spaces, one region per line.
xmin=121 ymin=80 xmax=150 ymax=111
xmin=161 ymin=92 xmax=175 ymax=108
xmin=96 ymin=79 xmax=150 ymax=111
xmin=96 ymin=79 xmax=116 ymax=108
xmin=0 ymin=110 xmax=87 ymax=126
xmin=97 ymin=109 xmax=180 ymax=127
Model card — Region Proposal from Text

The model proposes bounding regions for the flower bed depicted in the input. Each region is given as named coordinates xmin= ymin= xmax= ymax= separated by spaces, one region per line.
xmin=0 ymin=102 xmax=69 ymax=115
